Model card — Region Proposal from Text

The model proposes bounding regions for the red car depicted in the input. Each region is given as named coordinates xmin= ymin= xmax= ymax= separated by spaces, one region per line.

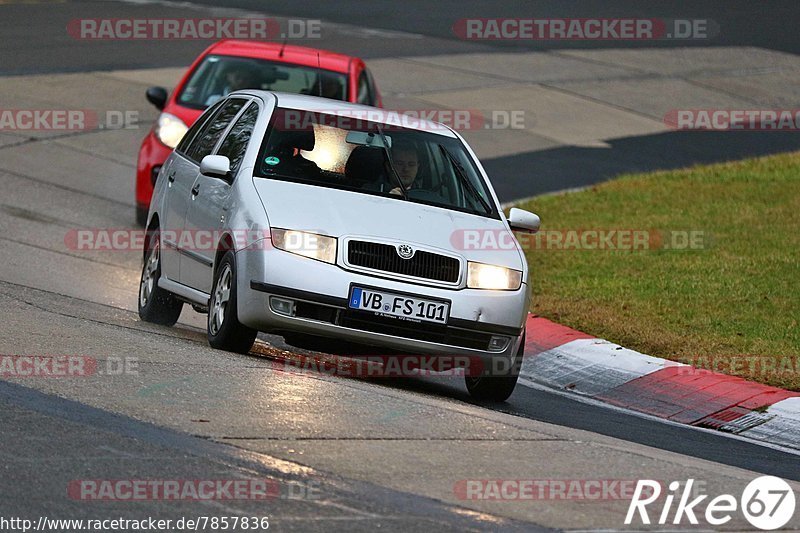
xmin=135 ymin=39 xmax=382 ymax=225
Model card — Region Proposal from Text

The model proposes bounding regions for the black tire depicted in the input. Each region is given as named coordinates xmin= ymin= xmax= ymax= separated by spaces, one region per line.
xmin=136 ymin=205 xmax=149 ymax=227
xmin=208 ymin=251 xmax=257 ymax=354
xmin=138 ymin=230 xmax=183 ymax=326
xmin=465 ymin=330 xmax=525 ymax=402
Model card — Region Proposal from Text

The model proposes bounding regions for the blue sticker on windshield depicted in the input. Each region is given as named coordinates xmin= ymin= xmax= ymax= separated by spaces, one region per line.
xmin=264 ymin=156 xmax=280 ymax=166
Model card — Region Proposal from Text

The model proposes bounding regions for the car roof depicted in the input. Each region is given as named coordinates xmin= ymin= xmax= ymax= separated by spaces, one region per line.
xmin=230 ymin=90 xmax=458 ymax=137
xmin=207 ymin=40 xmax=354 ymax=73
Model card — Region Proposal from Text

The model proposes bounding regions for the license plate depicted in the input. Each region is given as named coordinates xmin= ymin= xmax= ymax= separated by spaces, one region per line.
xmin=348 ymin=287 xmax=449 ymax=325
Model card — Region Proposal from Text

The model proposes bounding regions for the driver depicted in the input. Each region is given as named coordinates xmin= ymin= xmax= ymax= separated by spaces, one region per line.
xmin=387 ymin=142 xmax=420 ymax=196
xmin=205 ymin=65 xmax=259 ymax=105
xmin=307 ymin=73 xmax=344 ymax=100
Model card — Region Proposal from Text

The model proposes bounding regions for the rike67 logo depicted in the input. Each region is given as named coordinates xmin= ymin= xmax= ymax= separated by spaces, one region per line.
xmin=626 ymin=476 xmax=796 ymax=530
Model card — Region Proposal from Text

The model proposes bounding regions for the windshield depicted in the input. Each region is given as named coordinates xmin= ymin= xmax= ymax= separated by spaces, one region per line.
xmin=255 ymin=108 xmax=498 ymax=218
xmin=177 ymin=55 xmax=348 ymax=109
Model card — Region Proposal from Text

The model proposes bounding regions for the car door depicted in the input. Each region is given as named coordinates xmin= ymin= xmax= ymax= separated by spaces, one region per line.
xmin=159 ymin=100 xmax=223 ymax=280
xmin=181 ymin=100 xmax=259 ymax=293
xmin=164 ymin=97 xmax=246 ymax=288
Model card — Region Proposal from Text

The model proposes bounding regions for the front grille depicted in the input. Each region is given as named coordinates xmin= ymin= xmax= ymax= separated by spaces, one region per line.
xmin=339 ymin=311 xmax=493 ymax=350
xmin=347 ymin=240 xmax=460 ymax=283
xmin=294 ymin=301 xmax=338 ymax=323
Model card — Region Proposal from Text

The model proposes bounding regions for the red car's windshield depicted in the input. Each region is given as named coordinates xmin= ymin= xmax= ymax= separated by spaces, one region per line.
xmin=177 ymin=54 xmax=348 ymax=109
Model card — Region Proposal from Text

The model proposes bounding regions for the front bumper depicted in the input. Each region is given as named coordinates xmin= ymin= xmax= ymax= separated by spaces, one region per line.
xmin=236 ymin=244 xmax=529 ymax=361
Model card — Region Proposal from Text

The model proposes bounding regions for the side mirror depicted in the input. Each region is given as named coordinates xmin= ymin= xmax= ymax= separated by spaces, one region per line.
xmin=200 ymin=155 xmax=231 ymax=181
xmin=508 ymin=207 xmax=540 ymax=233
xmin=146 ymin=86 xmax=168 ymax=110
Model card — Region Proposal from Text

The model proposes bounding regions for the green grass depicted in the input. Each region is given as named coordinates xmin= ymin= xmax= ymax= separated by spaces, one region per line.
xmin=515 ymin=152 xmax=800 ymax=390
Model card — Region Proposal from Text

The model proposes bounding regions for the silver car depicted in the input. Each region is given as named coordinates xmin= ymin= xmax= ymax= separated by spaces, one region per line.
xmin=138 ymin=91 xmax=540 ymax=401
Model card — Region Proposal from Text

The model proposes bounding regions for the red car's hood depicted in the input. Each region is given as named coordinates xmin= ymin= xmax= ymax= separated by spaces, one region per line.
xmin=163 ymin=104 xmax=204 ymax=127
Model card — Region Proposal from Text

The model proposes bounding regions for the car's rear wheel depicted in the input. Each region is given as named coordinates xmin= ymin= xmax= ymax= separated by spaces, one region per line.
xmin=208 ymin=251 xmax=257 ymax=354
xmin=465 ymin=330 xmax=524 ymax=402
xmin=138 ymin=231 xmax=183 ymax=326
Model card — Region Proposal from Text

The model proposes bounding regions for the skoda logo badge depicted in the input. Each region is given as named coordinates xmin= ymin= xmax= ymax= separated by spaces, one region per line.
xmin=397 ymin=244 xmax=414 ymax=259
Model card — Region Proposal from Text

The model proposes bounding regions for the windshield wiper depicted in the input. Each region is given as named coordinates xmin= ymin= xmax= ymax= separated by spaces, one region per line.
xmin=374 ymin=123 xmax=408 ymax=201
xmin=438 ymin=144 xmax=491 ymax=214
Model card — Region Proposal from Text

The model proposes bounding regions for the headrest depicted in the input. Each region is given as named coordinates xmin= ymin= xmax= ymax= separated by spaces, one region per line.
xmin=345 ymin=146 xmax=386 ymax=185
xmin=279 ymin=129 xmax=315 ymax=152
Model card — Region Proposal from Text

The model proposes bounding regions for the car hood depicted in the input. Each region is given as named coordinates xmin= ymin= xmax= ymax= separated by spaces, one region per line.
xmin=253 ymin=179 xmax=525 ymax=271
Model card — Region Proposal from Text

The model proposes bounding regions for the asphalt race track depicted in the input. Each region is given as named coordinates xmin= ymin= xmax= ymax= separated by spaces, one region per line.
xmin=1 ymin=1 xmax=799 ymax=531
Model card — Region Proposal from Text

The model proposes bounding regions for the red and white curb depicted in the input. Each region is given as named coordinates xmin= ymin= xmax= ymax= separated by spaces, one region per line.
xmin=519 ymin=315 xmax=800 ymax=450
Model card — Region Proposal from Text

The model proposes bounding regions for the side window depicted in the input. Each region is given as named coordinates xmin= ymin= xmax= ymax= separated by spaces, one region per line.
xmin=185 ymin=98 xmax=246 ymax=163
xmin=216 ymin=103 xmax=259 ymax=178
xmin=356 ymin=71 xmax=372 ymax=105
xmin=176 ymin=100 xmax=223 ymax=155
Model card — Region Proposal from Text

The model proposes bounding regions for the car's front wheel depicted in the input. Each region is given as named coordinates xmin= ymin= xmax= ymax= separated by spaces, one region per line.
xmin=138 ymin=230 xmax=183 ymax=326
xmin=208 ymin=251 xmax=257 ymax=354
xmin=465 ymin=330 xmax=525 ymax=402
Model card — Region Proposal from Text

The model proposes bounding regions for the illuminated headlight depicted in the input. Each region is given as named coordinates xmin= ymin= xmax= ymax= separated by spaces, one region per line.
xmin=271 ymin=228 xmax=337 ymax=264
xmin=467 ymin=262 xmax=522 ymax=290
xmin=154 ymin=113 xmax=188 ymax=148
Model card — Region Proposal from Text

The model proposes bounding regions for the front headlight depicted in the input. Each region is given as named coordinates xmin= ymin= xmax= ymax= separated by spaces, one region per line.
xmin=467 ymin=262 xmax=522 ymax=290
xmin=271 ymin=229 xmax=337 ymax=264
xmin=154 ymin=113 xmax=188 ymax=149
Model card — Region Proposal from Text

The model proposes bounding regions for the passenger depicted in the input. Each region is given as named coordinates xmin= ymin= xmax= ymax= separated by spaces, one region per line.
xmin=345 ymin=146 xmax=387 ymax=188
xmin=205 ymin=65 xmax=259 ymax=105
xmin=268 ymin=129 xmax=321 ymax=179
